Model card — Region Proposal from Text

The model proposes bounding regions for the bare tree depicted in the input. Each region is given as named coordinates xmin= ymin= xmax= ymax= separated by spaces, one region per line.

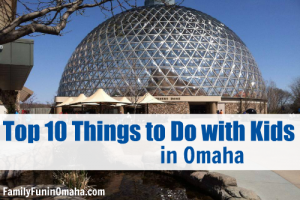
xmin=0 ymin=0 xmax=137 ymax=44
xmin=290 ymin=77 xmax=300 ymax=113
xmin=20 ymin=93 xmax=38 ymax=110
xmin=266 ymin=80 xmax=277 ymax=112
xmin=242 ymin=87 xmax=253 ymax=112
xmin=266 ymin=80 xmax=292 ymax=113
xmin=125 ymin=61 xmax=146 ymax=114
xmin=276 ymin=89 xmax=292 ymax=113
xmin=258 ymin=82 xmax=267 ymax=113
xmin=240 ymin=80 xmax=260 ymax=113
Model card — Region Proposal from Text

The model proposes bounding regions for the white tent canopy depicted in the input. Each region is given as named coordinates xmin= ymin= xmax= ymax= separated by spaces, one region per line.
xmin=110 ymin=103 xmax=127 ymax=107
xmin=71 ymin=103 xmax=99 ymax=107
xmin=82 ymin=89 xmax=121 ymax=104
xmin=69 ymin=94 xmax=87 ymax=105
xmin=114 ymin=97 xmax=132 ymax=104
xmin=56 ymin=97 xmax=74 ymax=107
xmin=138 ymin=93 xmax=165 ymax=104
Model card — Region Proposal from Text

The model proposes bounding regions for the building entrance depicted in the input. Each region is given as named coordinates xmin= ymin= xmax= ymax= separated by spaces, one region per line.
xmin=190 ymin=104 xmax=208 ymax=114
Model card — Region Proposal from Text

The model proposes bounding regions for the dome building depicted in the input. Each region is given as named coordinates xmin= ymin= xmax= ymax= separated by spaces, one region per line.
xmin=56 ymin=0 xmax=267 ymax=114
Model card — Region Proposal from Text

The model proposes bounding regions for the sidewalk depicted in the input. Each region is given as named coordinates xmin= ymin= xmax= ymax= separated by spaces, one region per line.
xmin=273 ymin=170 xmax=300 ymax=189
xmin=213 ymin=170 xmax=300 ymax=200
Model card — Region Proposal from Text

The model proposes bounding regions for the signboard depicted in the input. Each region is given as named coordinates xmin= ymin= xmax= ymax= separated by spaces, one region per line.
xmin=155 ymin=96 xmax=221 ymax=102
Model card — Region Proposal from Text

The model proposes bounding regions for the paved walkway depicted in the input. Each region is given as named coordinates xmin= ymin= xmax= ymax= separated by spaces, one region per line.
xmin=273 ymin=170 xmax=300 ymax=189
xmin=213 ymin=170 xmax=300 ymax=200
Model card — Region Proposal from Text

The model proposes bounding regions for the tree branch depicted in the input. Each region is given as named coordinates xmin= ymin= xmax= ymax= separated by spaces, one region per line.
xmin=0 ymin=0 xmax=130 ymax=44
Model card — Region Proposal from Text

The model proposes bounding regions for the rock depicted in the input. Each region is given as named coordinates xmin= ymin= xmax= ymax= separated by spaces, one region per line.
xmin=173 ymin=170 xmax=194 ymax=177
xmin=219 ymin=189 xmax=232 ymax=200
xmin=161 ymin=171 xmax=260 ymax=200
xmin=161 ymin=170 xmax=174 ymax=175
xmin=55 ymin=185 xmax=69 ymax=189
xmin=33 ymin=184 xmax=66 ymax=190
xmin=188 ymin=171 xmax=208 ymax=187
xmin=225 ymin=186 xmax=261 ymax=200
xmin=0 ymin=185 xmax=8 ymax=193
xmin=202 ymin=172 xmax=237 ymax=188
xmin=191 ymin=171 xmax=208 ymax=180
xmin=34 ymin=184 xmax=47 ymax=190
xmin=225 ymin=186 xmax=242 ymax=198
xmin=239 ymin=187 xmax=261 ymax=200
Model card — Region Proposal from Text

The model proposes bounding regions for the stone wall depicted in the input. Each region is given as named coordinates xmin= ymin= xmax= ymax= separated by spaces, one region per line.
xmin=148 ymin=102 xmax=189 ymax=114
xmin=147 ymin=101 xmax=267 ymax=114
xmin=225 ymin=102 xmax=240 ymax=114
xmin=225 ymin=101 xmax=267 ymax=114
xmin=242 ymin=101 xmax=267 ymax=114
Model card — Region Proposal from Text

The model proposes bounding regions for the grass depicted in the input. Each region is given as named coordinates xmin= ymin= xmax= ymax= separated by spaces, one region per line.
xmin=53 ymin=171 xmax=93 ymax=191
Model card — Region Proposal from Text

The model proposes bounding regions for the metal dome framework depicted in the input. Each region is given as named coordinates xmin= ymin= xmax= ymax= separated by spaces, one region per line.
xmin=58 ymin=5 xmax=265 ymax=98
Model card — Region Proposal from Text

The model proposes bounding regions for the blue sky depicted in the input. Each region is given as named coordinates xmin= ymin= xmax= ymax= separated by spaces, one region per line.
xmin=22 ymin=0 xmax=300 ymax=103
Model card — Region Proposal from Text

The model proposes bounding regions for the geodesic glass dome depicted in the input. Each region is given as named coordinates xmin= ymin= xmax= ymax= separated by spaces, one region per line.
xmin=58 ymin=4 xmax=265 ymax=98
